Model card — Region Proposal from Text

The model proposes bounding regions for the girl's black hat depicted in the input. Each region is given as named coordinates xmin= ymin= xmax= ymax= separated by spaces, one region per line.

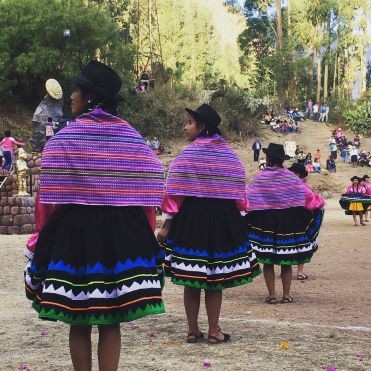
xmin=185 ymin=104 xmax=222 ymax=135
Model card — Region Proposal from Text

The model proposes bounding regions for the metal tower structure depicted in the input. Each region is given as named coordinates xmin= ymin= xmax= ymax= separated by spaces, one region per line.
xmin=135 ymin=0 xmax=163 ymax=83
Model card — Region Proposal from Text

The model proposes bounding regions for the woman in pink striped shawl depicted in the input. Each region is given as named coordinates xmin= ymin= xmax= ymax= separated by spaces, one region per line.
xmin=158 ymin=104 xmax=261 ymax=344
xmin=245 ymin=143 xmax=324 ymax=304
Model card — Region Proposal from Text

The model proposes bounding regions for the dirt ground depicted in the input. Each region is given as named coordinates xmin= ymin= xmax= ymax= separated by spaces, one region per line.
xmin=0 ymin=120 xmax=370 ymax=370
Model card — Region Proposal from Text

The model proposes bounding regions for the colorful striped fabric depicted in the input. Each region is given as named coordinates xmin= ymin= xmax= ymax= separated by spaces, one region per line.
xmin=246 ymin=167 xmax=306 ymax=211
xmin=166 ymin=134 xmax=246 ymax=200
xmin=40 ymin=108 xmax=165 ymax=206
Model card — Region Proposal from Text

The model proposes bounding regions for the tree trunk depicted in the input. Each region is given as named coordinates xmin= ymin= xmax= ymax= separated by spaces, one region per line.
xmin=287 ymin=0 xmax=296 ymax=105
xmin=274 ymin=0 xmax=285 ymax=105
xmin=275 ymin=0 xmax=283 ymax=50
xmin=316 ymin=50 xmax=322 ymax=104
xmin=332 ymin=34 xmax=338 ymax=97
xmin=308 ymin=50 xmax=314 ymax=99
xmin=360 ymin=42 xmax=366 ymax=94
xmin=323 ymin=63 xmax=328 ymax=101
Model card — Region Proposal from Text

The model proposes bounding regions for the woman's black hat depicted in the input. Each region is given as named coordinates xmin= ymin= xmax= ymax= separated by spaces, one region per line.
xmin=363 ymin=175 xmax=369 ymax=180
xmin=262 ymin=143 xmax=290 ymax=161
xmin=350 ymin=176 xmax=360 ymax=181
xmin=185 ymin=104 xmax=221 ymax=134
xmin=73 ymin=60 xmax=123 ymax=101
xmin=288 ymin=163 xmax=308 ymax=179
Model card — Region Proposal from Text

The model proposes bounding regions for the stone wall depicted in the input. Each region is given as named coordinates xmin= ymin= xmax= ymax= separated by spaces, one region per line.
xmin=0 ymin=152 xmax=41 ymax=199
xmin=0 ymin=152 xmax=41 ymax=234
xmin=0 ymin=196 xmax=35 ymax=234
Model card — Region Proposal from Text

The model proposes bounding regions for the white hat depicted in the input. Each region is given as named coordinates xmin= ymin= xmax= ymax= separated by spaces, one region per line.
xmin=45 ymin=79 xmax=63 ymax=100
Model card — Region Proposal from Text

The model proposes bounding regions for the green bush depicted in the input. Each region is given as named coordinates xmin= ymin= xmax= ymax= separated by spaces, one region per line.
xmin=341 ymin=92 xmax=371 ymax=136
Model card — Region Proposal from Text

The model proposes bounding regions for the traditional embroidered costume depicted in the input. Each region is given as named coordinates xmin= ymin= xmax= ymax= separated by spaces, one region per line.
xmin=162 ymin=133 xmax=261 ymax=290
xmin=25 ymin=108 xmax=165 ymax=325
xmin=339 ymin=180 xmax=369 ymax=214
xmin=245 ymin=162 xmax=324 ymax=266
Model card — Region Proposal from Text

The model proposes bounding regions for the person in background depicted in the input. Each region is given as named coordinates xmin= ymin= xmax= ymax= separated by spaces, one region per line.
xmin=329 ymin=138 xmax=338 ymax=160
xmin=313 ymin=158 xmax=321 ymax=173
xmin=305 ymin=98 xmax=313 ymax=119
xmin=313 ymin=102 xmax=319 ymax=121
xmin=361 ymin=175 xmax=370 ymax=222
xmin=319 ymin=104 xmax=326 ymax=122
xmin=288 ymin=163 xmax=325 ymax=280
xmin=326 ymin=156 xmax=336 ymax=173
xmin=0 ymin=130 xmax=25 ymax=172
xmin=314 ymin=149 xmax=322 ymax=161
xmin=0 ymin=144 xmax=3 ymax=173
xmin=358 ymin=151 xmax=369 ymax=167
xmin=353 ymin=134 xmax=361 ymax=148
xmin=252 ymin=138 xmax=262 ymax=162
xmin=292 ymin=108 xmax=303 ymax=125
xmin=305 ymin=153 xmax=314 ymax=173
xmin=245 ymin=143 xmax=324 ymax=304
xmin=297 ymin=151 xmax=306 ymax=165
xmin=344 ymin=176 xmax=367 ymax=226
xmin=323 ymin=103 xmax=330 ymax=122
xmin=350 ymin=145 xmax=358 ymax=167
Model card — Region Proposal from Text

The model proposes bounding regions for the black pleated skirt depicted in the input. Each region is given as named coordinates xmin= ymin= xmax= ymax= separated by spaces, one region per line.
xmin=245 ymin=207 xmax=323 ymax=265
xmin=164 ymin=197 xmax=261 ymax=290
xmin=25 ymin=205 xmax=164 ymax=325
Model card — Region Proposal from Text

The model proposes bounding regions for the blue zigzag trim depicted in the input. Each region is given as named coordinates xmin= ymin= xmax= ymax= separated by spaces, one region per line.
xmin=166 ymin=240 xmax=251 ymax=258
xmin=30 ymin=257 xmax=157 ymax=276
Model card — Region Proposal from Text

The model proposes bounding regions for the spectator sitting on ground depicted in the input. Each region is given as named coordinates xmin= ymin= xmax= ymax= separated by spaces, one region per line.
xmin=292 ymin=108 xmax=303 ymax=124
xmin=326 ymin=156 xmax=336 ymax=173
xmin=305 ymin=153 xmax=314 ymax=173
xmin=313 ymin=158 xmax=321 ymax=173
xmin=358 ymin=151 xmax=369 ymax=167
xmin=353 ymin=134 xmax=361 ymax=148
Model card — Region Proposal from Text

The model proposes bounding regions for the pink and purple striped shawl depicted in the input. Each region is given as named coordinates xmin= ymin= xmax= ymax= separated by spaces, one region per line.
xmin=246 ymin=167 xmax=306 ymax=211
xmin=166 ymin=134 xmax=246 ymax=200
xmin=40 ymin=109 xmax=165 ymax=206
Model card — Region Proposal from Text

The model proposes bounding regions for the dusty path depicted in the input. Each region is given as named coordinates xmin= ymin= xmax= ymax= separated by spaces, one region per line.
xmin=0 ymin=120 xmax=370 ymax=370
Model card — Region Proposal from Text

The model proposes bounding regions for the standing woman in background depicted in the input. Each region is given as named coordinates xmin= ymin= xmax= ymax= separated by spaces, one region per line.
xmin=288 ymin=163 xmax=325 ymax=280
xmin=25 ymin=61 xmax=165 ymax=371
xmin=245 ymin=143 xmax=324 ymax=304
xmin=158 ymin=104 xmax=261 ymax=344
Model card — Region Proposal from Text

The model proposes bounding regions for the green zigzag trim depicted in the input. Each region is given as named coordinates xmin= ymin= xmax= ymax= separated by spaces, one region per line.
xmin=31 ymin=302 xmax=165 ymax=325
xmin=257 ymin=257 xmax=312 ymax=266
xmin=171 ymin=268 xmax=262 ymax=291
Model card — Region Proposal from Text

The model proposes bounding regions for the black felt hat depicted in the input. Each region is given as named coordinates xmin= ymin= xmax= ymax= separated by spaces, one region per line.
xmin=73 ymin=60 xmax=123 ymax=101
xmin=185 ymin=104 xmax=222 ymax=134
xmin=350 ymin=176 xmax=360 ymax=182
xmin=262 ymin=143 xmax=291 ymax=161
xmin=288 ymin=163 xmax=308 ymax=179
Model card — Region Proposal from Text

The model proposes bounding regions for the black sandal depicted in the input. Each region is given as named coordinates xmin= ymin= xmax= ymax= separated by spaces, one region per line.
xmin=208 ymin=332 xmax=230 ymax=344
xmin=281 ymin=296 xmax=294 ymax=304
xmin=265 ymin=296 xmax=277 ymax=304
xmin=297 ymin=274 xmax=308 ymax=280
xmin=186 ymin=331 xmax=204 ymax=343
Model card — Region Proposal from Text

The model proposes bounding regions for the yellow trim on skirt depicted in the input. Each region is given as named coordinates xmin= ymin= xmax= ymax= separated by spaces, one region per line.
xmin=349 ymin=202 xmax=364 ymax=212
